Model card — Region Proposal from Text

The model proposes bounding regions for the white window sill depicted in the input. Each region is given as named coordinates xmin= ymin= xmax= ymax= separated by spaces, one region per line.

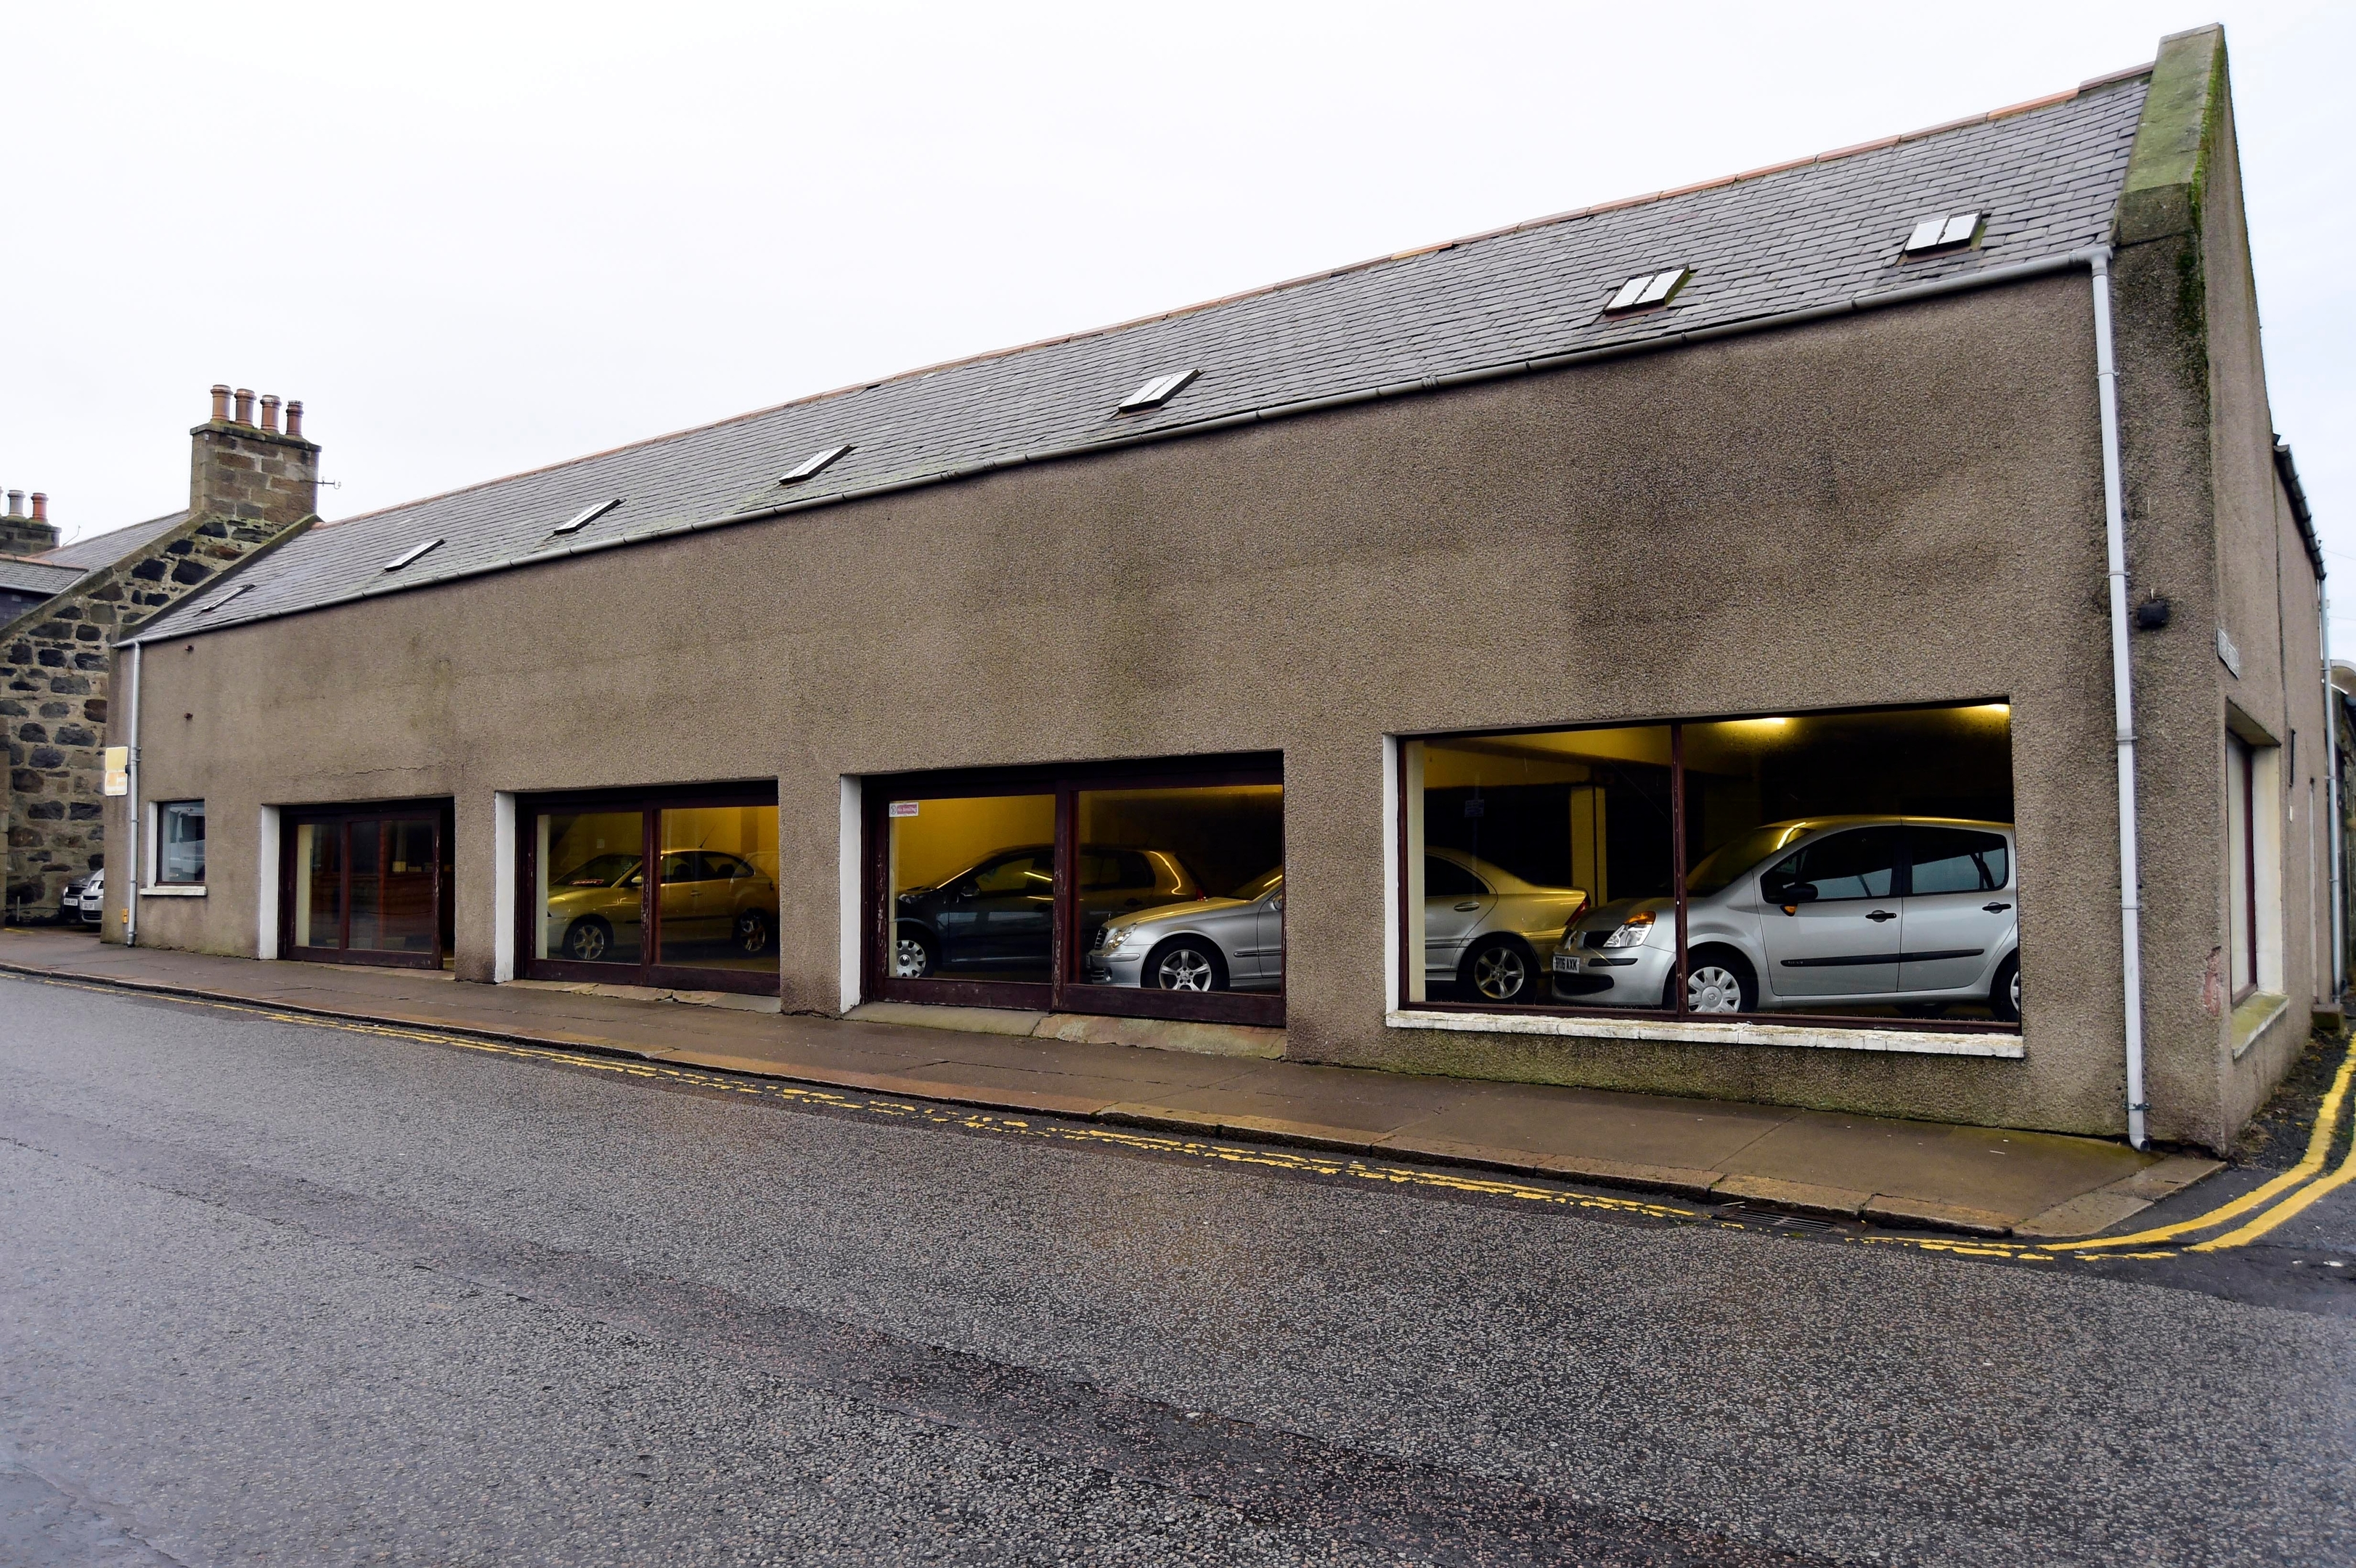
xmin=139 ymin=884 xmax=208 ymax=898
xmin=2230 ymin=992 xmax=2288 ymax=1061
xmin=1385 ymin=1007 xmax=2024 ymax=1059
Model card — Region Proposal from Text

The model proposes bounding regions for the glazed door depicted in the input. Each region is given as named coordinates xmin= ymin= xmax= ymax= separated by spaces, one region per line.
xmin=284 ymin=807 xmax=448 ymax=969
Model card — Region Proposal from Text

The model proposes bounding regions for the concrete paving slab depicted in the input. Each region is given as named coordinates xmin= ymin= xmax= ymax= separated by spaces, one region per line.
xmin=1393 ymin=1083 xmax=1794 ymax=1171
xmin=1719 ymin=1110 xmax=2151 ymax=1222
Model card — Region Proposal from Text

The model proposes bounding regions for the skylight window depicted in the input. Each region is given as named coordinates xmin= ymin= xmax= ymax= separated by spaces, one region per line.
xmin=196 ymin=582 xmax=253 ymax=614
xmin=1605 ymin=267 xmax=1689 ymax=314
xmin=383 ymin=538 xmax=444 ymax=572
xmin=1117 ymin=369 xmax=1198 ymax=412
xmin=779 ymin=444 xmax=852 ymax=484
xmin=1904 ymin=211 xmax=1983 ymax=255
xmin=550 ymin=497 xmax=621 ymax=536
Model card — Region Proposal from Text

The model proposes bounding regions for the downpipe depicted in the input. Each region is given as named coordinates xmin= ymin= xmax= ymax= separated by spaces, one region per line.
xmin=123 ymin=640 xmax=141 ymax=949
xmin=2091 ymin=250 xmax=2149 ymax=1149
xmin=2327 ymin=590 xmax=2344 ymax=997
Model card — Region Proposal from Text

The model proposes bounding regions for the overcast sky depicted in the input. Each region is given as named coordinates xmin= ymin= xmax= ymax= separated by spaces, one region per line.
xmin=4 ymin=3 xmax=2348 ymax=631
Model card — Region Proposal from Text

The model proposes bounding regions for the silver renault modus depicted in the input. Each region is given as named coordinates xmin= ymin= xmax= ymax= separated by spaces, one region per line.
xmin=1551 ymin=817 xmax=2020 ymax=1021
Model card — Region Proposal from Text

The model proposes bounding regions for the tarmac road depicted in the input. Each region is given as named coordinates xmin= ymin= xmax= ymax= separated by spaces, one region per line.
xmin=4 ymin=973 xmax=2353 ymax=1566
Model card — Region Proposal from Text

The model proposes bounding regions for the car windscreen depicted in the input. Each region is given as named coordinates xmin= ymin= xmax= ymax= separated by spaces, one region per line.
xmin=555 ymin=853 xmax=640 ymax=888
xmin=1685 ymin=825 xmax=1812 ymax=897
xmin=1233 ymin=866 xmax=1282 ymax=900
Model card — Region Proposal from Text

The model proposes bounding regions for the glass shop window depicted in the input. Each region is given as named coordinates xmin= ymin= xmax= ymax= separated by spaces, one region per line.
xmin=875 ymin=760 xmax=1282 ymax=1026
xmin=525 ymin=793 xmax=780 ymax=992
xmin=157 ymin=800 xmax=205 ymax=885
xmin=285 ymin=805 xmax=453 ymax=968
xmin=1403 ymin=702 xmax=2019 ymax=1030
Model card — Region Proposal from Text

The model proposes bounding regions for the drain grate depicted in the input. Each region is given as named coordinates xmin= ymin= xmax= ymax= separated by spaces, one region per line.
xmin=1713 ymin=1203 xmax=1836 ymax=1233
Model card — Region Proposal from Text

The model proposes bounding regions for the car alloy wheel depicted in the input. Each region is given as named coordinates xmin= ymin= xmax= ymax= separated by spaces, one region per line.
xmin=736 ymin=911 xmax=772 ymax=955
xmin=1686 ymin=963 xmax=1745 ymax=1013
xmin=894 ymin=935 xmax=934 ymax=979
xmin=2010 ymin=966 xmax=2022 ymax=1016
xmin=1470 ymin=942 xmax=1528 ymax=1002
xmin=1154 ymin=946 xmax=1218 ymax=991
xmin=565 ymin=921 xmax=609 ymax=962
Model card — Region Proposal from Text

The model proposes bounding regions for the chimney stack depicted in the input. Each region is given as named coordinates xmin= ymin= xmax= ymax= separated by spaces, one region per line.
xmin=189 ymin=381 xmax=319 ymax=532
xmin=0 ymin=488 xmax=60 ymax=555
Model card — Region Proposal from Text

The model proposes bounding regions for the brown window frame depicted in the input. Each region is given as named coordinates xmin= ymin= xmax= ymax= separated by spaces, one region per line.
xmin=1397 ymin=708 xmax=2022 ymax=1036
xmin=515 ymin=781 xmax=780 ymax=997
xmin=278 ymin=799 xmax=455 ymax=971
xmin=2228 ymin=732 xmax=2259 ymax=1004
xmin=865 ymin=754 xmax=1283 ymax=1028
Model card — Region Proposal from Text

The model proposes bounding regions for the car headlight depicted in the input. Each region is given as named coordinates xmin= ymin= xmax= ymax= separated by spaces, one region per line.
xmin=1099 ymin=924 xmax=1135 ymax=954
xmin=1601 ymin=910 xmax=1656 ymax=948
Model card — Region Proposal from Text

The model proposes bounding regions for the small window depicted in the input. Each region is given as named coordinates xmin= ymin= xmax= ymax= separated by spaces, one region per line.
xmin=197 ymin=582 xmax=253 ymax=615
xmin=157 ymin=800 xmax=206 ymax=885
xmin=1903 ymin=212 xmax=1982 ymax=256
xmin=779 ymin=445 xmax=852 ymax=484
xmin=383 ymin=539 xmax=443 ymax=571
xmin=551 ymin=497 xmax=621 ymax=536
xmin=1117 ymin=369 xmax=1198 ymax=412
xmin=1605 ymin=267 xmax=1689 ymax=314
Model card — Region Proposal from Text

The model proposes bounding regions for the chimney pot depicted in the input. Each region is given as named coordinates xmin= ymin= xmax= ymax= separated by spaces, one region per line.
xmin=233 ymin=388 xmax=256 ymax=425
xmin=285 ymin=400 xmax=305 ymax=440
xmin=5 ymin=491 xmax=21 ymax=519
xmin=260 ymin=394 xmax=282 ymax=434
xmin=30 ymin=493 xmax=46 ymax=523
xmin=210 ymin=384 xmax=232 ymax=422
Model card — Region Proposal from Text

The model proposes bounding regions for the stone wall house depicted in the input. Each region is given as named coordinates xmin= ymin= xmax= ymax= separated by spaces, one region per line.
xmin=2 ymin=388 xmax=317 ymax=920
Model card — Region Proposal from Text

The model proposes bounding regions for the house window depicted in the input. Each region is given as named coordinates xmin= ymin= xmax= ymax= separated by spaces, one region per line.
xmin=156 ymin=800 xmax=206 ymax=885
xmin=2227 ymin=732 xmax=2257 ymax=1001
xmin=871 ymin=756 xmax=1281 ymax=1026
xmin=519 ymin=785 xmax=779 ymax=995
xmin=1399 ymin=702 xmax=2019 ymax=1031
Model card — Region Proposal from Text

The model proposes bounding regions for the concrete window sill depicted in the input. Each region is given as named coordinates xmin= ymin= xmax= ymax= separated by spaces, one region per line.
xmin=138 ymin=885 xmax=208 ymax=898
xmin=2230 ymin=991 xmax=2288 ymax=1061
xmin=1385 ymin=1007 xmax=2025 ymax=1059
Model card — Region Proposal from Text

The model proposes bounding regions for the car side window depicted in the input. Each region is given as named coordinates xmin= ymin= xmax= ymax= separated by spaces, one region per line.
xmin=1424 ymin=856 xmax=1488 ymax=898
xmin=709 ymin=854 xmax=752 ymax=881
xmin=1764 ymin=829 xmax=1898 ymax=901
xmin=1907 ymin=828 xmax=2009 ymax=894
xmin=972 ymin=853 xmax=1048 ymax=895
xmin=659 ymin=852 xmax=702 ymax=883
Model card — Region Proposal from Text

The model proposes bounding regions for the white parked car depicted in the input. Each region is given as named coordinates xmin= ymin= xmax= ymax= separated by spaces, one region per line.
xmin=77 ymin=867 xmax=105 ymax=926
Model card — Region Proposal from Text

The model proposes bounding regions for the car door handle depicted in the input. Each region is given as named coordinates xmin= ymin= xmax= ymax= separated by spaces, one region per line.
xmin=1866 ymin=910 xmax=1897 ymax=923
xmin=1453 ymin=902 xmax=1480 ymax=912
xmin=1983 ymin=902 xmax=2012 ymax=913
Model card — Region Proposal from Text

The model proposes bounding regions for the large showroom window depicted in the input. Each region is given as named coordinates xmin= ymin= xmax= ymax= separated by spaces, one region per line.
xmin=1401 ymin=703 xmax=2019 ymax=1030
xmin=282 ymin=801 xmax=455 ymax=969
xmin=871 ymin=756 xmax=1282 ymax=1025
xmin=519 ymin=785 xmax=780 ymax=995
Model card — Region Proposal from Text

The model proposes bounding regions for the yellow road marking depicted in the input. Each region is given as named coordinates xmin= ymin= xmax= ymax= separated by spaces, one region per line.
xmin=2040 ymin=1033 xmax=2356 ymax=1251
xmin=23 ymin=972 xmax=2355 ymax=1262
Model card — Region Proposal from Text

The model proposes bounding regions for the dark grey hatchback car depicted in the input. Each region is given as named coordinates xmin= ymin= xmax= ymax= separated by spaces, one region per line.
xmin=894 ymin=844 xmax=1201 ymax=980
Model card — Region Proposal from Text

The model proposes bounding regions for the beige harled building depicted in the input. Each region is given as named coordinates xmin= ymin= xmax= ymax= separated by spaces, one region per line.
xmin=93 ymin=27 xmax=2331 ymax=1153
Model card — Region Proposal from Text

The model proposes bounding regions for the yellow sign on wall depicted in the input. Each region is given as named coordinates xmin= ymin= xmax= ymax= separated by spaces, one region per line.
xmin=102 ymin=746 xmax=129 ymax=797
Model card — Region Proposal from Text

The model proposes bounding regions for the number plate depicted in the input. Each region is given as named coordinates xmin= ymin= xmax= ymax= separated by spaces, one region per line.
xmin=1551 ymin=952 xmax=1580 ymax=973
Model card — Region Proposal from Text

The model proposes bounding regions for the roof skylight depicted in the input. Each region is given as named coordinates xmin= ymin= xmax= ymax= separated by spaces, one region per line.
xmin=383 ymin=538 xmax=444 ymax=571
xmin=779 ymin=445 xmax=852 ymax=484
xmin=1605 ymin=267 xmax=1689 ymax=314
xmin=196 ymin=582 xmax=253 ymax=614
xmin=550 ymin=497 xmax=622 ymax=536
xmin=1904 ymin=211 xmax=1983 ymax=255
xmin=1117 ymin=369 xmax=1198 ymax=412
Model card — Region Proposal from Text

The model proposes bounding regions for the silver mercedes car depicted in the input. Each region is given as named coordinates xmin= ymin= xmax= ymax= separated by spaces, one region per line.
xmin=1086 ymin=867 xmax=1284 ymax=992
xmin=1551 ymin=816 xmax=2019 ymax=1021
xmin=1420 ymin=847 xmax=1588 ymax=1004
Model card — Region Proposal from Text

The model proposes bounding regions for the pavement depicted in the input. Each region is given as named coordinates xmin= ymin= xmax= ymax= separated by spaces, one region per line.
xmin=6 ymin=971 xmax=2353 ymax=1566
xmin=0 ymin=926 xmax=2216 ymax=1238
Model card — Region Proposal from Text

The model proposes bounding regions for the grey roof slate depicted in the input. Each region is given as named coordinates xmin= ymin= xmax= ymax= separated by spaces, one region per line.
xmin=41 ymin=509 xmax=189 ymax=571
xmin=136 ymin=70 xmax=2151 ymax=646
xmin=0 ymin=556 xmax=84 ymax=597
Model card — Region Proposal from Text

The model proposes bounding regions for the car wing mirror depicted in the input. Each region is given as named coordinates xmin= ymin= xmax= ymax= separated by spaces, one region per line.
xmin=1766 ymin=880 xmax=1818 ymax=912
xmin=954 ymin=878 xmax=979 ymax=899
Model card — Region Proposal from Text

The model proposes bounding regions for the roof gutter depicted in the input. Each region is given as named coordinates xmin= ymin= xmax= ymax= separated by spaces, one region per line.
xmin=126 ymin=247 xmax=2113 ymax=648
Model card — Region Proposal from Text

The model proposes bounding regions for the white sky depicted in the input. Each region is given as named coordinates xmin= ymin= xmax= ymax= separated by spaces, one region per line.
xmin=3 ymin=3 xmax=2349 ymax=632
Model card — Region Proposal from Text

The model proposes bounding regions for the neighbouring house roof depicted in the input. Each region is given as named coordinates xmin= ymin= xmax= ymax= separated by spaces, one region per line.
xmin=38 ymin=509 xmax=191 ymax=571
xmin=136 ymin=65 xmax=2153 ymax=647
xmin=0 ymin=555 xmax=86 ymax=599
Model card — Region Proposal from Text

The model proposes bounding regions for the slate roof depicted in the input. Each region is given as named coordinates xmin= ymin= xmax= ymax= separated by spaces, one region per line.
xmin=40 ymin=509 xmax=190 ymax=571
xmin=0 ymin=555 xmax=84 ymax=597
xmin=135 ymin=67 xmax=2153 ymax=646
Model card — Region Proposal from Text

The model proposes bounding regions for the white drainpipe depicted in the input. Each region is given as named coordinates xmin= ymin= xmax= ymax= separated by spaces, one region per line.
xmin=123 ymin=639 xmax=142 ymax=949
xmin=2326 ymin=590 xmax=2343 ymax=997
xmin=2090 ymin=249 xmax=2148 ymax=1149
